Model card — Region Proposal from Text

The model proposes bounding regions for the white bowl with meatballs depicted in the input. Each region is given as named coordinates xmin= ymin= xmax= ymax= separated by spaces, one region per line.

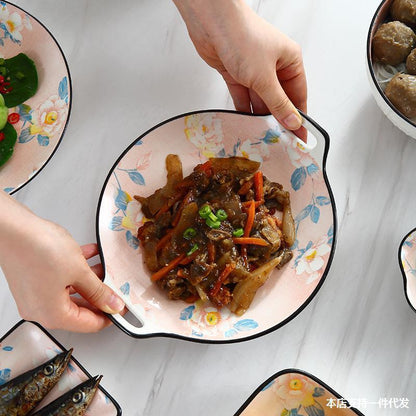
xmin=368 ymin=0 xmax=416 ymax=139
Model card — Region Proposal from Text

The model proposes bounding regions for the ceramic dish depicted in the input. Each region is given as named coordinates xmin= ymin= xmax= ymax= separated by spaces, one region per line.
xmin=0 ymin=320 xmax=121 ymax=415
xmin=367 ymin=0 xmax=416 ymax=139
xmin=234 ymin=369 xmax=364 ymax=416
xmin=399 ymin=227 xmax=416 ymax=314
xmin=0 ymin=1 xmax=71 ymax=194
xmin=96 ymin=109 xmax=337 ymax=343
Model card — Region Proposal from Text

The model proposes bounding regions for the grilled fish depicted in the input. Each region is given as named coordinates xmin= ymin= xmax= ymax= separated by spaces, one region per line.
xmin=32 ymin=375 xmax=102 ymax=416
xmin=0 ymin=349 xmax=73 ymax=416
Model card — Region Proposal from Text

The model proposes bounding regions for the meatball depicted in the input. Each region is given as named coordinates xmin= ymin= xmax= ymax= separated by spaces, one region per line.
xmin=385 ymin=73 xmax=416 ymax=118
xmin=406 ymin=48 xmax=416 ymax=73
xmin=391 ymin=0 xmax=416 ymax=27
xmin=373 ymin=21 xmax=416 ymax=65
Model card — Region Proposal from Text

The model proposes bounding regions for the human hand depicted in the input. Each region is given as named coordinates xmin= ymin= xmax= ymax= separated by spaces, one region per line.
xmin=0 ymin=192 xmax=125 ymax=332
xmin=173 ymin=0 xmax=307 ymax=134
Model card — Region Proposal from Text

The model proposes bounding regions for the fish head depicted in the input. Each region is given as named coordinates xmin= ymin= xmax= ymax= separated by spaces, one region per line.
xmin=31 ymin=375 xmax=102 ymax=416
xmin=23 ymin=348 xmax=73 ymax=401
xmin=69 ymin=375 xmax=102 ymax=412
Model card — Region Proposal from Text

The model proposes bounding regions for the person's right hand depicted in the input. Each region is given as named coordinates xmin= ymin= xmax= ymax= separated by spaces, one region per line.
xmin=0 ymin=191 xmax=125 ymax=332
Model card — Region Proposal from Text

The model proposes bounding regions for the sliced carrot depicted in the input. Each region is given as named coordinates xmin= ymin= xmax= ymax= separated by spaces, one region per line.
xmin=242 ymin=200 xmax=263 ymax=209
xmin=253 ymin=171 xmax=264 ymax=202
xmin=171 ymin=190 xmax=194 ymax=227
xmin=155 ymin=191 xmax=185 ymax=219
xmin=179 ymin=250 xmax=199 ymax=265
xmin=151 ymin=253 xmax=186 ymax=281
xmin=156 ymin=228 xmax=174 ymax=251
xmin=195 ymin=160 xmax=212 ymax=176
xmin=210 ymin=263 xmax=236 ymax=297
xmin=238 ymin=179 xmax=253 ymax=195
xmin=233 ymin=237 xmax=269 ymax=246
xmin=244 ymin=200 xmax=255 ymax=237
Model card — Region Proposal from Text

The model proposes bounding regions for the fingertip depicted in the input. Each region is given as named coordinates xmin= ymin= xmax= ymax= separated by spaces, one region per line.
xmin=101 ymin=292 xmax=125 ymax=314
xmin=281 ymin=111 xmax=303 ymax=131
xmin=81 ymin=243 xmax=99 ymax=259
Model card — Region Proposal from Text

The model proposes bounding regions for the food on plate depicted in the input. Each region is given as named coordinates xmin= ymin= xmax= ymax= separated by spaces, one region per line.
xmin=406 ymin=47 xmax=416 ymax=73
xmin=373 ymin=21 xmax=416 ymax=65
xmin=0 ymin=94 xmax=8 ymax=130
xmin=0 ymin=53 xmax=38 ymax=168
xmin=136 ymin=155 xmax=294 ymax=316
xmin=32 ymin=375 xmax=102 ymax=416
xmin=0 ymin=349 xmax=72 ymax=416
xmin=385 ymin=72 xmax=416 ymax=117
xmin=391 ymin=0 xmax=416 ymax=27
xmin=371 ymin=2 xmax=416 ymax=120
xmin=0 ymin=122 xmax=17 ymax=167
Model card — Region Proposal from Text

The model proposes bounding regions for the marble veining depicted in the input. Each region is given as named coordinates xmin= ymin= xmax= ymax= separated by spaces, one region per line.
xmin=1 ymin=0 xmax=416 ymax=415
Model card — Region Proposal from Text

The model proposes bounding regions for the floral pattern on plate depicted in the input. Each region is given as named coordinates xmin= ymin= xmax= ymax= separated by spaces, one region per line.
xmin=399 ymin=227 xmax=416 ymax=313
xmin=0 ymin=320 xmax=121 ymax=415
xmin=0 ymin=1 xmax=71 ymax=194
xmin=98 ymin=110 xmax=336 ymax=342
xmin=236 ymin=370 xmax=363 ymax=416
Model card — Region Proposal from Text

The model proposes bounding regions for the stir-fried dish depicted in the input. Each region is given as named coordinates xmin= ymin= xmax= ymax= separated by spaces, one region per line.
xmin=136 ymin=155 xmax=295 ymax=315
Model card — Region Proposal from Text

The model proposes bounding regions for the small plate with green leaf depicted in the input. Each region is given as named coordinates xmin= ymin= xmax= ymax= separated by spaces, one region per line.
xmin=0 ymin=1 xmax=71 ymax=194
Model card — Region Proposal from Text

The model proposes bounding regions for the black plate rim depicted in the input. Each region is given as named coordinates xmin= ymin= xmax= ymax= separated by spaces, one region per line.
xmin=233 ymin=367 xmax=365 ymax=416
xmin=0 ymin=319 xmax=122 ymax=415
xmin=1 ymin=0 xmax=72 ymax=195
xmin=95 ymin=108 xmax=338 ymax=344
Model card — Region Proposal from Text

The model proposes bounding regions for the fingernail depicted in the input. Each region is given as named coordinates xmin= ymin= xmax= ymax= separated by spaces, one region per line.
xmin=282 ymin=113 xmax=302 ymax=130
xmin=104 ymin=293 xmax=125 ymax=314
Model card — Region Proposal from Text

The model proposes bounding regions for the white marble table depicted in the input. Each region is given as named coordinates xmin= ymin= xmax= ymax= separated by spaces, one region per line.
xmin=1 ymin=0 xmax=415 ymax=415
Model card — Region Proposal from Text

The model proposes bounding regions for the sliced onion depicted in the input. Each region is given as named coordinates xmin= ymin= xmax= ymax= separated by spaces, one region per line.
xmin=282 ymin=202 xmax=295 ymax=247
xmin=229 ymin=255 xmax=283 ymax=316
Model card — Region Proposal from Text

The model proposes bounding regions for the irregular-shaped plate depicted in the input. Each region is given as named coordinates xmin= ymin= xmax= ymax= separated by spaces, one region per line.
xmin=235 ymin=369 xmax=364 ymax=415
xmin=399 ymin=227 xmax=416 ymax=314
xmin=97 ymin=109 xmax=337 ymax=343
xmin=0 ymin=1 xmax=71 ymax=194
xmin=0 ymin=320 xmax=121 ymax=415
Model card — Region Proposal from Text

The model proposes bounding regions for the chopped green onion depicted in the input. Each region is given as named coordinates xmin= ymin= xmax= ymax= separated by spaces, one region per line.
xmin=0 ymin=67 xmax=6 ymax=76
xmin=208 ymin=212 xmax=218 ymax=222
xmin=199 ymin=205 xmax=212 ymax=219
xmin=206 ymin=217 xmax=221 ymax=229
xmin=15 ymin=71 xmax=25 ymax=80
xmin=216 ymin=209 xmax=227 ymax=221
xmin=233 ymin=228 xmax=244 ymax=237
xmin=183 ymin=227 xmax=197 ymax=240
xmin=187 ymin=243 xmax=199 ymax=256
xmin=0 ymin=59 xmax=4 ymax=65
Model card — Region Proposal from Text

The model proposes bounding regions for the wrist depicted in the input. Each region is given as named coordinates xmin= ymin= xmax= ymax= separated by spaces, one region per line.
xmin=173 ymin=0 xmax=248 ymax=32
xmin=0 ymin=191 xmax=46 ymax=259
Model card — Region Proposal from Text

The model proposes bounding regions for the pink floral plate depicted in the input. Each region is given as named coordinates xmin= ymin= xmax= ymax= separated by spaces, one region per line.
xmin=0 ymin=320 xmax=122 ymax=415
xmin=235 ymin=369 xmax=364 ymax=416
xmin=399 ymin=227 xmax=416 ymax=314
xmin=96 ymin=110 xmax=337 ymax=343
xmin=0 ymin=1 xmax=71 ymax=194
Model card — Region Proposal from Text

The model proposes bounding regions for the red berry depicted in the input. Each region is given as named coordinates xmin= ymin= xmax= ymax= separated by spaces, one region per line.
xmin=7 ymin=113 xmax=19 ymax=124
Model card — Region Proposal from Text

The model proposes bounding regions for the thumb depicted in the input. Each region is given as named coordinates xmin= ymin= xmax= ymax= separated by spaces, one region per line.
xmin=74 ymin=272 xmax=125 ymax=314
xmin=253 ymin=72 xmax=302 ymax=131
